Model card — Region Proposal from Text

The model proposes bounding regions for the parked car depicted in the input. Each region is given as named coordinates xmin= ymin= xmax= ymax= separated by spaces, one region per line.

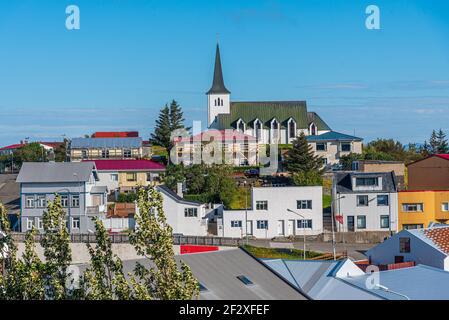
xmin=244 ymin=168 xmax=260 ymax=178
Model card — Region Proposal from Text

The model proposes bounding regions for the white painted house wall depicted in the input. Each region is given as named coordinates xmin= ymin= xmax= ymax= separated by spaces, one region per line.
xmin=221 ymin=186 xmax=323 ymax=239
xmin=97 ymin=171 xmax=119 ymax=194
xmin=157 ymin=188 xmax=209 ymax=236
xmin=335 ymin=192 xmax=398 ymax=232
xmin=366 ymin=230 xmax=449 ymax=270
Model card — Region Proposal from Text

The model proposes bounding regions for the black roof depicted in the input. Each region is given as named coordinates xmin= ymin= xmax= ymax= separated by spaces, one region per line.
xmin=206 ymin=44 xmax=231 ymax=95
xmin=334 ymin=171 xmax=397 ymax=194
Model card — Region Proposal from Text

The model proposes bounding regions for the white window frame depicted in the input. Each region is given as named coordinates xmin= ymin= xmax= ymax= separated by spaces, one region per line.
xmin=184 ymin=207 xmax=198 ymax=217
xmin=256 ymin=220 xmax=268 ymax=230
xmin=287 ymin=118 xmax=297 ymax=139
xmin=71 ymin=194 xmax=80 ymax=208
xmin=297 ymin=200 xmax=312 ymax=210
xmin=25 ymin=195 xmax=35 ymax=209
xmin=60 ymin=195 xmax=69 ymax=208
xmin=402 ymin=203 xmax=424 ymax=212
xmin=297 ymin=219 xmax=313 ymax=229
xmin=356 ymin=195 xmax=369 ymax=207
xmin=110 ymin=174 xmax=119 ymax=181
xmin=442 ymin=202 xmax=449 ymax=212
xmin=316 ymin=143 xmax=327 ymax=152
xmin=26 ymin=218 xmax=34 ymax=230
xmin=37 ymin=218 xmax=43 ymax=230
xmin=236 ymin=119 xmax=246 ymax=133
xmin=72 ymin=217 xmax=80 ymax=230
xmin=231 ymin=220 xmax=242 ymax=228
xmin=340 ymin=142 xmax=352 ymax=152
xmin=256 ymin=200 xmax=268 ymax=211
xmin=36 ymin=195 xmax=46 ymax=208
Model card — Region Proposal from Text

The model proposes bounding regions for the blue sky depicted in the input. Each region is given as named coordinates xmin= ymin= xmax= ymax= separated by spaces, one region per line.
xmin=0 ymin=0 xmax=449 ymax=146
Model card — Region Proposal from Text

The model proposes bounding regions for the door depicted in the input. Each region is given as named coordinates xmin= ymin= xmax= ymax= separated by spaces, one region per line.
xmin=347 ymin=216 xmax=355 ymax=232
xmin=246 ymin=221 xmax=253 ymax=236
xmin=277 ymin=220 xmax=285 ymax=236
xmin=395 ymin=256 xmax=404 ymax=263
xmin=287 ymin=220 xmax=295 ymax=236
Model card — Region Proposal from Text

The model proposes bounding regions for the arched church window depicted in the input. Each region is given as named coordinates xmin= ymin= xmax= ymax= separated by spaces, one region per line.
xmin=289 ymin=120 xmax=296 ymax=138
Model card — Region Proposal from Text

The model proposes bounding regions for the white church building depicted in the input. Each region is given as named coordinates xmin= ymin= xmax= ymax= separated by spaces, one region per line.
xmin=207 ymin=44 xmax=332 ymax=144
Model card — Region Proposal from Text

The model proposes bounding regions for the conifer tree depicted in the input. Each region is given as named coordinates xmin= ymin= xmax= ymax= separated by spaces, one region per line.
xmin=284 ymin=132 xmax=323 ymax=173
xmin=169 ymin=100 xmax=190 ymax=132
xmin=429 ymin=130 xmax=439 ymax=154
xmin=151 ymin=105 xmax=172 ymax=149
xmin=436 ymin=129 xmax=449 ymax=154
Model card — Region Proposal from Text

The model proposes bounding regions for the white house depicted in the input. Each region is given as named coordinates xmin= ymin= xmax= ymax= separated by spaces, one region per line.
xmin=219 ymin=186 xmax=323 ymax=239
xmin=333 ymin=171 xmax=399 ymax=232
xmin=366 ymin=225 xmax=449 ymax=271
xmin=156 ymin=185 xmax=211 ymax=236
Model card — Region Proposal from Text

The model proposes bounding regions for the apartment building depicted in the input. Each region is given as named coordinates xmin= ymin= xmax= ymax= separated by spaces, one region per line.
xmin=219 ymin=186 xmax=323 ymax=239
xmin=16 ymin=162 xmax=107 ymax=234
xmin=69 ymin=137 xmax=146 ymax=161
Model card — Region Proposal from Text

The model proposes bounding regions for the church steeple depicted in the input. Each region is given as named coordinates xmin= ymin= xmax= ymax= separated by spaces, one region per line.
xmin=207 ymin=44 xmax=230 ymax=95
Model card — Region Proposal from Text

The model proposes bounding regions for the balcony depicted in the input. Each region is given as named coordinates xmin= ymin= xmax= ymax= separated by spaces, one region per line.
xmin=86 ymin=205 xmax=106 ymax=215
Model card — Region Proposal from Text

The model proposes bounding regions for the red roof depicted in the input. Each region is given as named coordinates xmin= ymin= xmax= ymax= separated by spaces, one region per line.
xmin=0 ymin=143 xmax=26 ymax=151
xmin=424 ymin=227 xmax=449 ymax=255
xmin=93 ymin=132 xmax=139 ymax=138
xmin=83 ymin=159 xmax=165 ymax=171
xmin=436 ymin=154 xmax=449 ymax=161
xmin=174 ymin=130 xmax=257 ymax=144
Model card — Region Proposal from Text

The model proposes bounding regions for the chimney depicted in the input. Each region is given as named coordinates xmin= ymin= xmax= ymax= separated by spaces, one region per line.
xmin=177 ymin=182 xmax=184 ymax=198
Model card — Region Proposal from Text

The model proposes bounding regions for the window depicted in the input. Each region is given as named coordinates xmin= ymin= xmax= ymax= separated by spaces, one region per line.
xmin=199 ymin=283 xmax=208 ymax=292
xmin=124 ymin=149 xmax=132 ymax=158
xmin=399 ymin=237 xmax=411 ymax=253
xmin=289 ymin=120 xmax=296 ymax=138
xmin=184 ymin=208 xmax=198 ymax=217
xmin=37 ymin=218 xmax=43 ymax=230
xmin=126 ymin=172 xmax=137 ymax=182
xmin=110 ymin=174 xmax=118 ymax=181
xmin=237 ymin=120 xmax=245 ymax=133
xmin=357 ymin=195 xmax=369 ymax=207
xmin=231 ymin=220 xmax=242 ymax=228
xmin=146 ymin=173 xmax=153 ymax=182
xmin=322 ymin=158 xmax=328 ymax=166
xmin=71 ymin=194 xmax=80 ymax=208
xmin=101 ymin=149 xmax=109 ymax=158
xmin=403 ymin=224 xmax=424 ymax=230
xmin=340 ymin=143 xmax=351 ymax=152
xmin=357 ymin=216 xmax=366 ymax=229
xmin=355 ymin=177 xmax=378 ymax=186
xmin=297 ymin=200 xmax=312 ymax=210
xmin=72 ymin=217 xmax=80 ymax=230
xmin=237 ymin=275 xmax=253 ymax=286
xmin=36 ymin=195 xmax=46 ymax=208
xmin=442 ymin=202 xmax=449 ymax=212
xmin=402 ymin=203 xmax=423 ymax=212
xmin=257 ymin=220 xmax=268 ymax=229
xmin=60 ymin=195 xmax=69 ymax=208
xmin=380 ymin=215 xmax=390 ymax=229
xmin=254 ymin=120 xmax=262 ymax=140
xmin=377 ymin=195 xmax=389 ymax=206
xmin=256 ymin=201 xmax=268 ymax=210
xmin=316 ymin=143 xmax=327 ymax=151
xmin=297 ymin=219 xmax=313 ymax=229
xmin=25 ymin=196 xmax=35 ymax=208
xmin=26 ymin=218 xmax=34 ymax=230
xmin=82 ymin=149 xmax=88 ymax=159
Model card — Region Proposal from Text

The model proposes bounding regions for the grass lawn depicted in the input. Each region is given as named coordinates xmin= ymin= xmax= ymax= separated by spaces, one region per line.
xmin=323 ymin=194 xmax=332 ymax=210
xmin=242 ymin=245 xmax=323 ymax=260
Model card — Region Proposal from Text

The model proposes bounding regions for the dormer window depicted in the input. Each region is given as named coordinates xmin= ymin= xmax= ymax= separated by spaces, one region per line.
xmin=309 ymin=123 xmax=317 ymax=136
xmin=253 ymin=119 xmax=262 ymax=140
xmin=270 ymin=119 xmax=280 ymax=143
xmin=288 ymin=118 xmax=297 ymax=139
xmin=356 ymin=177 xmax=379 ymax=187
xmin=236 ymin=119 xmax=246 ymax=133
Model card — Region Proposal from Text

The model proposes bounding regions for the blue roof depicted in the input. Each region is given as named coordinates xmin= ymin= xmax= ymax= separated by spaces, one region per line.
xmin=340 ymin=265 xmax=449 ymax=300
xmin=262 ymin=259 xmax=379 ymax=300
xmin=71 ymin=137 xmax=142 ymax=149
xmin=306 ymin=131 xmax=363 ymax=142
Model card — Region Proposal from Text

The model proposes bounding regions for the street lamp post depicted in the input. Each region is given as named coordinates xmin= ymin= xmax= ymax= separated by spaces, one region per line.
xmin=330 ymin=195 xmax=346 ymax=261
xmin=244 ymin=180 xmax=249 ymax=245
xmin=287 ymin=209 xmax=307 ymax=260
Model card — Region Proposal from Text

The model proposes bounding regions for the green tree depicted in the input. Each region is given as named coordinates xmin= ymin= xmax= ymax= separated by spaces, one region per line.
xmin=40 ymin=195 xmax=73 ymax=299
xmin=169 ymin=100 xmax=190 ymax=132
xmin=151 ymin=105 xmax=172 ymax=149
xmin=13 ymin=143 xmax=47 ymax=167
xmin=429 ymin=130 xmax=439 ymax=154
xmin=81 ymin=218 xmax=131 ymax=300
xmin=436 ymin=129 xmax=449 ymax=154
xmin=339 ymin=153 xmax=364 ymax=171
xmin=283 ymin=132 xmax=323 ymax=173
xmin=129 ymin=187 xmax=199 ymax=300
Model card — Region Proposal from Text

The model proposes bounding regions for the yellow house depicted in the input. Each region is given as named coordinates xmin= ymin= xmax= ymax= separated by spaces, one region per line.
xmin=398 ymin=190 xmax=449 ymax=230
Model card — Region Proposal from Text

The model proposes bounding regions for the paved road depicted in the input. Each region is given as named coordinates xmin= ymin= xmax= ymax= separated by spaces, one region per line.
xmin=248 ymin=239 xmax=373 ymax=261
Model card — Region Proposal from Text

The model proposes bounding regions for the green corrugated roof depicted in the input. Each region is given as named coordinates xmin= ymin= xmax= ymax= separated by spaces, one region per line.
xmin=215 ymin=101 xmax=331 ymax=130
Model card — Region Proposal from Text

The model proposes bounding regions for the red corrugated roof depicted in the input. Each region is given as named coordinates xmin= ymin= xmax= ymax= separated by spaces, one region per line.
xmin=83 ymin=159 xmax=165 ymax=171
xmin=0 ymin=141 xmax=63 ymax=151
xmin=0 ymin=143 xmax=26 ymax=151
xmin=93 ymin=132 xmax=139 ymax=138
xmin=174 ymin=130 xmax=257 ymax=143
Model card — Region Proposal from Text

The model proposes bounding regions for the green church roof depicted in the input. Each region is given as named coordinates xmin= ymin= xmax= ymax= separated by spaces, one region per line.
xmin=215 ymin=101 xmax=331 ymax=131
